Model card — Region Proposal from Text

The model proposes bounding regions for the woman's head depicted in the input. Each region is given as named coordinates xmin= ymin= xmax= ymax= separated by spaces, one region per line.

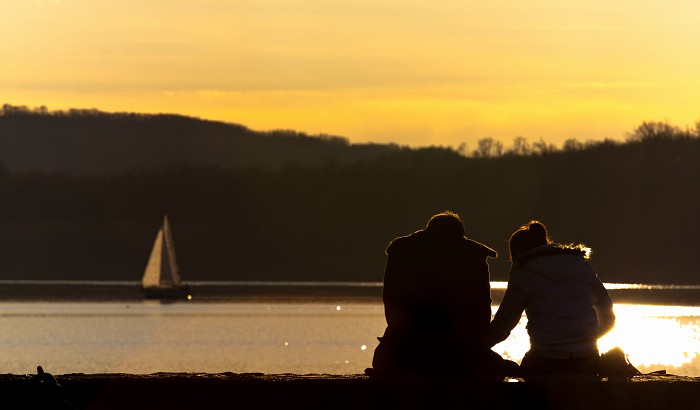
xmin=509 ymin=220 xmax=550 ymax=264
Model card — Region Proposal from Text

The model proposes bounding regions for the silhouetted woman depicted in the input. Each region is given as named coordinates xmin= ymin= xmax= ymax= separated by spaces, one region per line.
xmin=484 ymin=221 xmax=615 ymax=377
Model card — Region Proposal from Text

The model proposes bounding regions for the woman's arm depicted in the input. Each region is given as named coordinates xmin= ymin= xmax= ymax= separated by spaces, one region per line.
xmin=592 ymin=278 xmax=616 ymax=337
xmin=483 ymin=273 xmax=528 ymax=347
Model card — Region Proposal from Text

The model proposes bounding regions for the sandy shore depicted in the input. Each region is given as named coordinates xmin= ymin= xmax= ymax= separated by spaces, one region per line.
xmin=2 ymin=372 xmax=698 ymax=410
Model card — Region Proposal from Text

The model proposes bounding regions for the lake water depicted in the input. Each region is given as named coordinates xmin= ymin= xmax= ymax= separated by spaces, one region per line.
xmin=0 ymin=282 xmax=699 ymax=376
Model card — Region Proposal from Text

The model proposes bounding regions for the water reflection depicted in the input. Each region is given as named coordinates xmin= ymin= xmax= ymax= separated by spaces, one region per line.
xmin=490 ymin=282 xmax=700 ymax=290
xmin=1 ymin=297 xmax=699 ymax=376
xmin=492 ymin=304 xmax=700 ymax=376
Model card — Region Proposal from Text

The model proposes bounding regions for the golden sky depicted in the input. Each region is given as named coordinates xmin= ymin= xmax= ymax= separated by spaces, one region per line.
xmin=2 ymin=1 xmax=699 ymax=148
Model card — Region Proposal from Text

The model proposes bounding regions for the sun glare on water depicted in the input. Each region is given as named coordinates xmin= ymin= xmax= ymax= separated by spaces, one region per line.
xmin=598 ymin=305 xmax=700 ymax=370
xmin=492 ymin=304 xmax=700 ymax=374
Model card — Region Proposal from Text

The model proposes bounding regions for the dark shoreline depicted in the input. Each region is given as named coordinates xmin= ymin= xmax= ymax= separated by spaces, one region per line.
xmin=3 ymin=372 xmax=699 ymax=410
xmin=1 ymin=282 xmax=700 ymax=305
xmin=0 ymin=282 xmax=384 ymax=303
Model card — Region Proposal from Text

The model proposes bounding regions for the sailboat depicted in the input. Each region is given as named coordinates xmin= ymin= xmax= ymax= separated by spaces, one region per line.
xmin=141 ymin=215 xmax=191 ymax=299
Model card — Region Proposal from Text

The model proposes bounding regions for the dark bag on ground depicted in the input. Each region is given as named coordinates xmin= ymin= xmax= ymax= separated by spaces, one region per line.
xmin=598 ymin=347 xmax=641 ymax=377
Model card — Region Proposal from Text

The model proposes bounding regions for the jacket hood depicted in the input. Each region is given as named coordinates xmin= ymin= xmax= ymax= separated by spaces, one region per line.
xmin=515 ymin=244 xmax=589 ymax=282
xmin=471 ymin=239 xmax=498 ymax=258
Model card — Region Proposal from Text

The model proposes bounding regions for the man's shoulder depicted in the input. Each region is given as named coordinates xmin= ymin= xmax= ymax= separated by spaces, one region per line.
xmin=387 ymin=232 xmax=497 ymax=258
xmin=386 ymin=230 xmax=424 ymax=254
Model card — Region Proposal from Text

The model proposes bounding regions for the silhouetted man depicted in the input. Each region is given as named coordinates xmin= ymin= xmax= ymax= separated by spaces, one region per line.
xmin=367 ymin=211 xmax=514 ymax=378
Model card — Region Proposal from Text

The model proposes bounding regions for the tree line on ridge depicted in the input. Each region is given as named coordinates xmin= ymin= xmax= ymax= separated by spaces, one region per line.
xmin=1 ymin=105 xmax=699 ymax=284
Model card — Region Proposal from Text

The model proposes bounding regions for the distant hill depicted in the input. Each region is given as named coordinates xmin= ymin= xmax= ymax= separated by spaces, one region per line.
xmin=0 ymin=104 xmax=408 ymax=174
xmin=1 ymin=105 xmax=699 ymax=285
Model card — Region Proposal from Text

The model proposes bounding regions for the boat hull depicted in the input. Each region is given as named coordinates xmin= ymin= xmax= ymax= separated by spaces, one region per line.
xmin=142 ymin=285 xmax=190 ymax=300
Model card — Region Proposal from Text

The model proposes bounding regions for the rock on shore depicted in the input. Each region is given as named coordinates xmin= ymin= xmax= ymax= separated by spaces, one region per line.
xmin=1 ymin=372 xmax=699 ymax=410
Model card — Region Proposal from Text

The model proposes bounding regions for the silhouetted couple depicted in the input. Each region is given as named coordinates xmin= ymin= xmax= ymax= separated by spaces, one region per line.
xmin=367 ymin=211 xmax=615 ymax=380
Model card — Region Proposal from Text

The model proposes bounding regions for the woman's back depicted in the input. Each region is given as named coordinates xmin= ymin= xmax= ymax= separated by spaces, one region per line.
xmin=510 ymin=247 xmax=603 ymax=353
xmin=485 ymin=220 xmax=615 ymax=377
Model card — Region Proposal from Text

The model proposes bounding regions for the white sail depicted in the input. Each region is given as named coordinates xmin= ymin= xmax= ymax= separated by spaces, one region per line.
xmin=142 ymin=215 xmax=181 ymax=288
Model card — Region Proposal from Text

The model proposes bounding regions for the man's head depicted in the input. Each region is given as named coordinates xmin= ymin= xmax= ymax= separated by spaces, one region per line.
xmin=426 ymin=210 xmax=465 ymax=238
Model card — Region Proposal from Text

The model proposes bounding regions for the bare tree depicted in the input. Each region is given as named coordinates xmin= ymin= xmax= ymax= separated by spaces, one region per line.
xmin=532 ymin=138 xmax=557 ymax=155
xmin=562 ymin=138 xmax=584 ymax=152
xmin=627 ymin=121 xmax=682 ymax=141
xmin=472 ymin=137 xmax=503 ymax=158
xmin=507 ymin=136 xmax=531 ymax=156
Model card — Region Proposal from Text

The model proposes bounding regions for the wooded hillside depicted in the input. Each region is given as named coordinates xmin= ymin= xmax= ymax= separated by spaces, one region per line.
xmin=2 ymin=106 xmax=698 ymax=284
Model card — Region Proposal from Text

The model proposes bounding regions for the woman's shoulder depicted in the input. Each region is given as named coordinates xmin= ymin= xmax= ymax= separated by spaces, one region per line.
xmin=517 ymin=244 xmax=587 ymax=265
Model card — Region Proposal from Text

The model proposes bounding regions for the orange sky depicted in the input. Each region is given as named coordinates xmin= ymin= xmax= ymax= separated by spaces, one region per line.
xmin=2 ymin=1 xmax=699 ymax=149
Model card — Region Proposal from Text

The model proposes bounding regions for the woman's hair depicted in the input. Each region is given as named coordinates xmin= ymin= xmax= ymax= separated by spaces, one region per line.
xmin=509 ymin=220 xmax=592 ymax=265
xmin=508 ymin=220 xmax=550 ymax=263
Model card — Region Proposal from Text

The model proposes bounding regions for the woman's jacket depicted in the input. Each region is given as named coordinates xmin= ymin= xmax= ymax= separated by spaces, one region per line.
xmin=486 ymin=245 xmax=615 ymax=354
